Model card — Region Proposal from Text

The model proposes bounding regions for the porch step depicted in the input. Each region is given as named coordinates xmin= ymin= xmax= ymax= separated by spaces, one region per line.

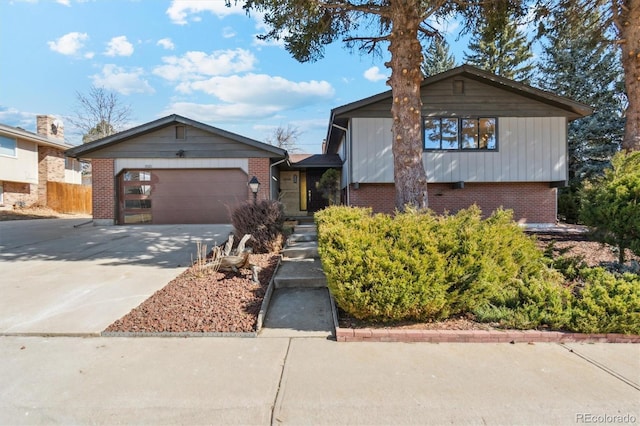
xmin=281 ymin=241 xmax=318 ymax=259
xmin=274 ymin=258 xmax=327 ymax=289
xmin=288 ymin=231 xmax=317 ymax=244
xmin=293 ymin=224 xmax=317 ymax=233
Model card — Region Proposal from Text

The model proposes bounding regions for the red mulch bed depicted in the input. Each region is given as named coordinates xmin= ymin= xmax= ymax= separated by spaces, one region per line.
xmin=105 ymin=253 xmax=279 ymax=333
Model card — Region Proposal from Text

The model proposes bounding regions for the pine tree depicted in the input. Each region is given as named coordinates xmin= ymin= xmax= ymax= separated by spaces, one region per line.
xmin=422 ymin=37 xmax=457 ymax=77
xmin=464 ymin=15 xmax=534 ymax=83
xmin=538 ymin=3 xmax=625 ymax=222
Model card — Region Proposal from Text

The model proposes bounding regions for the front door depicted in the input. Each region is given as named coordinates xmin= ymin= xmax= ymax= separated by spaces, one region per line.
xmin=306 ymin=169 xmax=329 ymax=213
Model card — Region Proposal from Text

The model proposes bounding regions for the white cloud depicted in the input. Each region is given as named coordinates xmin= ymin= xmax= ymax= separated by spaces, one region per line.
xmin=0 ymin=107 xmax=37 ymax=130
xmin=157 ymin=38 xmax=175 ymax=50
xmin=91 ymin=64 xmax=154 ymax=95
xmin=166 ymin=0 xmax=245 ymax=25
xmin=47 ymin=32 xmax=88 ymax=56
xmin=161 ymin=75 xmax=334 ymax=122
xmin=179 ymin=73 xmax=334 ymax=108
xmin=251 ymin=13 xmax=286 ymax=47
xmin=56 ymin=0 xmax=71 ymax=6
xmin=153 ymin=48 xmax=257 ymax=81
xmin=162 ymin=101 xmax=282 ymax=122
xmin=363 ymin=66 xmax=387 ymax=82
xmin=104 ymin=36 xmax=134 ymax=57
xmin=222 ymin=27 xmax=236 ymax=39
xmin=427 ymin=17 xmax=460 ymax=36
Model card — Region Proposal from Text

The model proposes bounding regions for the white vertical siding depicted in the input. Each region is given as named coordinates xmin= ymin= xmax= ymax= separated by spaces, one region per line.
xmin=351 ymin=117 xmax=567 ymax=183
xmin=351 ymin=118 xmax=394 ymax=183
xmin=0 ymin=140 xmax=38 ymax=184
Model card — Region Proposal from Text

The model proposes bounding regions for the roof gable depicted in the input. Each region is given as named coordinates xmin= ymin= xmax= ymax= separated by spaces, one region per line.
xmin=66 ymin=114 xmax=287 ymax=159
xmin=326 ymin=65 xmax=593 ymax=153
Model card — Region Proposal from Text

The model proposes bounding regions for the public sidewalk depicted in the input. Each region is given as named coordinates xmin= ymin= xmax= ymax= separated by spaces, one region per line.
xmin=1 ymin=336 xmax=638 ymax=425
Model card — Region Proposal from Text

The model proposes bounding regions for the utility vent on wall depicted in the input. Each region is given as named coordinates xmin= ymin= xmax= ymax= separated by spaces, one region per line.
xmin=453 ymin=80 xmax=464 ymax=95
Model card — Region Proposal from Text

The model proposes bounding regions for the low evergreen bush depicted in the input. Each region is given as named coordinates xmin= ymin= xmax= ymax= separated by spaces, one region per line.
xmin=580 ymin=151 xmax=640 ymax=264
xmin=316 ymin=205 xmax=567 ymax=325
xmin=317 ymin=205 xmax=640 ymax=333
xmin=231 ymin=200 xmax=285 ymax=253
xmin=569 ymin=268 xmax=640 ymax=334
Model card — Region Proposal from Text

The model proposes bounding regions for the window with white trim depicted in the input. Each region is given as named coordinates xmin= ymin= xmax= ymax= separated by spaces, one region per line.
xmin=424 ymin=117 xmax=497 ymax=150
xmin=0 ymin=135 xmax=17 ymax=157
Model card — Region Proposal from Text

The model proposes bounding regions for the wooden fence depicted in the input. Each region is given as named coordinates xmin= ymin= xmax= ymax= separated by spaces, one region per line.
xmin=47 ymin=182 xmax=92 ymax=214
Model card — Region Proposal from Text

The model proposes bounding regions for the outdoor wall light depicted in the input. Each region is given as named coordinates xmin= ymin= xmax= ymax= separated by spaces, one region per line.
xmin=248 ymin=176 xmax=260 ymax=204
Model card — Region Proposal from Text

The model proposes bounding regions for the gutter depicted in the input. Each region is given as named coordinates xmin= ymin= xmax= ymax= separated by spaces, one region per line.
xmin=331 ymin=123 xmax=350 ymax=206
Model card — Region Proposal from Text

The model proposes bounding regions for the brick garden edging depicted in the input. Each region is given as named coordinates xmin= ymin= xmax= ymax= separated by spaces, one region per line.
xmin=335 ymin=327 xmax=640 ymax=343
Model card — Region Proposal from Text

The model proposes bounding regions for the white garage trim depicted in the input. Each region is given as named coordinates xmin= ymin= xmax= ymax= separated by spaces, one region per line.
xmin=114 ymin=158 xmax=249 ymax=175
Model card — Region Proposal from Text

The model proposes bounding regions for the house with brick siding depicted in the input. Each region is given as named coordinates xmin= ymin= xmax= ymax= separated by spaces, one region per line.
xmin=0 ymin=115 xmax=82 ymax=209
xmin=324 ymin=65 xmax=592 ymax=225
xmin=65 ymin=114 xmax=288 ymax=225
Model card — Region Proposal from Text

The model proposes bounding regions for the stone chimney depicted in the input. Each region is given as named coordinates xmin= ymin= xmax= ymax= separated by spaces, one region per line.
xmin=36 ymin=115 xmax=66 ymax=206
xmin=321 ymin=139 xmax=327 ymax=154
xmin=36 ymin=115 xmax=64 ymax=140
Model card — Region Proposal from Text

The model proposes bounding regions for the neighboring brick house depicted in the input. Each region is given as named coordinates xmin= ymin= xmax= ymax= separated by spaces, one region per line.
xmin=65 ymin=115 xmax=287 ymax=225
xmin=324 ymin=65 xmax=593 ymax=225
xmin=0 ymin=115 xmax=82 ymax=209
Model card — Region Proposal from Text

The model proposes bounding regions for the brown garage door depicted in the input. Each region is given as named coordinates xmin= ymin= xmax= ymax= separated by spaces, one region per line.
xmin=119 ymin=168 xmax=248 ymax=224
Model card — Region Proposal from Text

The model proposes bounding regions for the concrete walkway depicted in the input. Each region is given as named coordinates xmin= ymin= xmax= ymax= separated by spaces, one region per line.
xmin=260 ymin=224 xmax=335 ymax=338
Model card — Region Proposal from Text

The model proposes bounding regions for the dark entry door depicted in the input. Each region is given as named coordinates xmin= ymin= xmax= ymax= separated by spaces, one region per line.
xmin=306 ymin=169 xmax=329 ymax=213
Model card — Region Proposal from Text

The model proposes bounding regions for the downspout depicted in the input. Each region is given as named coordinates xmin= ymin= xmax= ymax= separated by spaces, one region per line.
xmin=270 ymin=156 xmax=290 ymax=201
xmin=331 ymin=123 xmax=349 ymax=205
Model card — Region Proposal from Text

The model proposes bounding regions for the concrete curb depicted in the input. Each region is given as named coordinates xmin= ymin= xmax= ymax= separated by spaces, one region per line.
xmin=0 ymin=332 xmax=102 ymax=338
xmin=335 ymin=327 xmax=640 ymax=343
xmin=100 ymin=331 xmax=258 ymax=338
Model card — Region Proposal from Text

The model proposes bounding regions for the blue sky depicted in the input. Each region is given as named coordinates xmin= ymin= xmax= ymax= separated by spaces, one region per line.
xmin=1 ymin=0 xmax=466 ymax=153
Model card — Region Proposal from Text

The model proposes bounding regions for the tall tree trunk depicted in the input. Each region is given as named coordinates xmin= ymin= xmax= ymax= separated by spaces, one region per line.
xmin=387 ymin=0 xmax=429 ymax=210
xmin=619 ymin=0 xmax=640 ymax=151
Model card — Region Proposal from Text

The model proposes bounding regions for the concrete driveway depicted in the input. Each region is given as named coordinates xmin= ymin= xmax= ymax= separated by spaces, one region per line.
xmin=0 ymin=219 xmax=233 ymax=335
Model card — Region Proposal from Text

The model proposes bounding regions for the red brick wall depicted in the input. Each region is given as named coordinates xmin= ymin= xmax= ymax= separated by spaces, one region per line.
xmin=91 ymin=159 xmax=115 ymax=222
xmin=248 ymin=158 xmax=270 ymax=202
xmin=348 ymin=182 xmax=557 ymax=224
xmin=2 ymin=182 xmax=37 ymax=207
xmin=348 ymin=183 xmax=396 ymax=214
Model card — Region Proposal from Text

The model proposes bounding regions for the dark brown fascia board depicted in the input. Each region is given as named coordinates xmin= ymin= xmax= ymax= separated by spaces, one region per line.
xmin=452 ymin=65 xmax=593 ymax=117
xmin=0 ymin=124 xmax=73 ymax=150
xmin=330 ymin=65 xmax=593 ymax=119
xmin=325 ymin=64 xmax=594 ymax=153
xmin=65 ymin=114 xmax=287 ymax=159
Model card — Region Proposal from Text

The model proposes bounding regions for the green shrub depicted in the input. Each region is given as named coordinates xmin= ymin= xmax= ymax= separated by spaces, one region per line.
xmin=569 ymin=268 xmax=640 ymax=334
xmin=580 ymin=152 xmax=640 ymax=264
xmin=317 ymin=208 xmax=450 ymax=321
xmin=316 ymin=205 xmax=567 ymax=325
xmin=231 ymin=200 xmax=285 ymax=253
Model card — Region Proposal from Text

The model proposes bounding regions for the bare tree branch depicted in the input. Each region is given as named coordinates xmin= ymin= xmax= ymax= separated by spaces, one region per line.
xmin=67 ymin=86 xmax=132 ymax=143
